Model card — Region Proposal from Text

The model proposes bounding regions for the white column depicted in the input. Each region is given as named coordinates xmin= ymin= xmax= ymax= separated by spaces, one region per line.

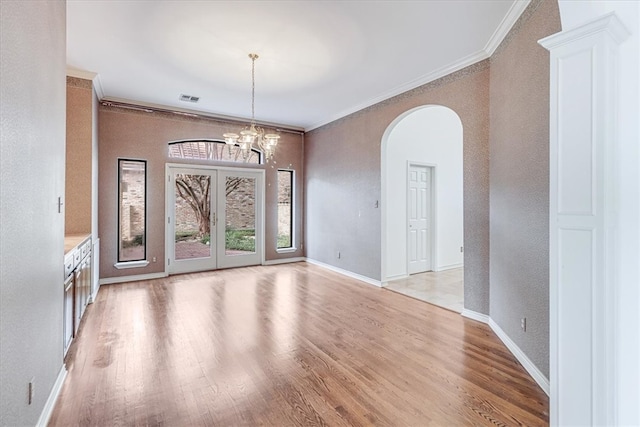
xmin=539 ymin=13 xmax=629 ymax=427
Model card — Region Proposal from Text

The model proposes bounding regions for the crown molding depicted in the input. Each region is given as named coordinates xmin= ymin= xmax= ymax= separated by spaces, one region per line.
xmin=306 ymin=0 xmax=531 ymax=132
xmin=101 ymin=96 xmax=305 ymax=133
xmin=484 ymin=0 xmax=531 ymax=55
xmin=305 ymin=49 xmax=489 ymax=131
xmin=66 ymin=67 xmax=105 ymax=99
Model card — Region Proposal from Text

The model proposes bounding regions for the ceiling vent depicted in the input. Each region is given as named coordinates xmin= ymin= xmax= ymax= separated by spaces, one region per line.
xmin=179 ymin=94 xmax=200 ymax=103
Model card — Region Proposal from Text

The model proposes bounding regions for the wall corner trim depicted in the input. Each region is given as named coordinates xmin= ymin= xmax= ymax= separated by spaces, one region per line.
xmin=462 ymin=309 xmax=550 ymax=396
xmin=66 ymin=67 xmax=105 ymax=99
xmin=36 ymin=365 xmax=67 ymax=427
xmin=305 ymin=259 xmax=382 ymax=288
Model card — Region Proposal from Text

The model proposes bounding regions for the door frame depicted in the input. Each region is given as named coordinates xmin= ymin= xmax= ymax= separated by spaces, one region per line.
xmin=165 ymin=163 xmax=265 ymax=274
xmin=166 ymin=166 xmax=218 ymax=275
xmin=215 ymin=168 xmax=265 ymax=270
xmin=406 ymin=162 xmax=436 ymax=274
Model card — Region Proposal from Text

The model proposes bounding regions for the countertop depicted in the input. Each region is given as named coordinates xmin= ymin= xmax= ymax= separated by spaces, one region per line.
xmin=64 ymin=233 xmax=91 ymax=255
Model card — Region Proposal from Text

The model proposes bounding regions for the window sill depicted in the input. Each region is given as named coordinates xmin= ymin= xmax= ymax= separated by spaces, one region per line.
xmin=276 ymin=248 xmax=297 ymax=254
xmin=114 ymin=260 xmax=149 ymax=270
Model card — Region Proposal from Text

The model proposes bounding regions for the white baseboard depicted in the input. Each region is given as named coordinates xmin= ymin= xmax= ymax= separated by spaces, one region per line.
xmin=305 ymin=258 xmax=382 ymax=287
xmin=99 ymin=272 xmax=168 ymax=285
xmin=382 ymin=273 xmax=409 ymax=284
xmin=36 ymin=365 xmax=67 ymax=427
xmin=488 ymin=318 xmax=550 ymax=396
xmin=436 ymin=262 xmax=464 ymax=272
xmin=461 ymin=309 xmax=490 ymax=324
xmin=461 ymin=309 xmax=549 ymax=396
xmin=263 ymin=257 xmax=306 ymax=266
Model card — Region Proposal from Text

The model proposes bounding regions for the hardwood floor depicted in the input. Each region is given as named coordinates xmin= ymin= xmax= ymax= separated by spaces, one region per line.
xmin=49 ymin=262 xmax=548 ymax=426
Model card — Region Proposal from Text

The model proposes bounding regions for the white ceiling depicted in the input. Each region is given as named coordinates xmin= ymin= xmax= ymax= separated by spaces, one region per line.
xmin=67 ymin=0 xmax=529 ymax=131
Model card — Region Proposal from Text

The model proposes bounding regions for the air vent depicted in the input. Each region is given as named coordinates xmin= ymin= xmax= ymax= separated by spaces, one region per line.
xmin=179 ymin=94 xmax=200 ymax=103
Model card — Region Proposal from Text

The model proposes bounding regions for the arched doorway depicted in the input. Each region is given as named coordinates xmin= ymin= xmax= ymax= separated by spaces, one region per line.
xmin=381 ymin=105 xmax=463 ymax=309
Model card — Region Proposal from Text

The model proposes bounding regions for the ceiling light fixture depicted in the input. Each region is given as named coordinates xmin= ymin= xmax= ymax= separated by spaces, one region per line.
xmin=223 ymin=53 xmax=280 ymax=162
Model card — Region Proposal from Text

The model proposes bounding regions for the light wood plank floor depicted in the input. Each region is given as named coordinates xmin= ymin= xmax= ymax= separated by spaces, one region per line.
xmin=49 ymin=262 xmax=548 ymax=426
xmin=385 ymin=268 xmax=464 ymax=313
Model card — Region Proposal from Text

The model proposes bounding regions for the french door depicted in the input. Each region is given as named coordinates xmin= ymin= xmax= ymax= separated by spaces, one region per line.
xmin=166 ymin=165 xmax=264 ymax=274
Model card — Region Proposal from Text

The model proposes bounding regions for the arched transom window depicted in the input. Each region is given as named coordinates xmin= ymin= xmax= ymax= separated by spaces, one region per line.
xmin=168 ymin=140 xmax=262 ymax=164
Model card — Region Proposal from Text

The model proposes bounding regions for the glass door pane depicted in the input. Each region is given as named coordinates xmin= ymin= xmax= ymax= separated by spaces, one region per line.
xmin=168 ymin=168 xmax=216 ymax=274
xmin=225 ymin=176 xmax=256 ymax=255
xmin=217 ymin=170 xmax=263 ymax=269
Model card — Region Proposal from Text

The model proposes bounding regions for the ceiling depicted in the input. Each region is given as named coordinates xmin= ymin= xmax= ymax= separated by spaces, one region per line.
xmin=67 ymin=1 xmax=528 ymax=131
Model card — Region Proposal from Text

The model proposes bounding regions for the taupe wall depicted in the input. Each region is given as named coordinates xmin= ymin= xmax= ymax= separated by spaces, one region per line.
xmin=0 ymin=1 xmax=67 ymax=424
xmin=98 ymin=107 xmax=304 ymax=279
xmin=66 ymin=77 xmax=94 ymax=234
xmin=306 ymin=62 xmax=491 ymax=312
xmin=489 ymin=0 xmax=560 ymax=379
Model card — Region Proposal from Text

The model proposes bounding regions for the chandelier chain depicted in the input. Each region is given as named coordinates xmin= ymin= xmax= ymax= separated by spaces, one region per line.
xmin=223 ymin=52 xmax=279 ymax=162
xmin=251 ymin=54 xmax=256 ymax=123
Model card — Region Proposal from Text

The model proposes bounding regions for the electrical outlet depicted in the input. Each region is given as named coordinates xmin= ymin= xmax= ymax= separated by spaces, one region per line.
xmin=521 ymin=317 xmax=527 ymax=332
xmin=152 ymin=257 xmax=157 ymax=263
xmin=460 ymin=246 xmax=464 ymax=253
xmin=28 ymin=378 xmax=35 ymax=405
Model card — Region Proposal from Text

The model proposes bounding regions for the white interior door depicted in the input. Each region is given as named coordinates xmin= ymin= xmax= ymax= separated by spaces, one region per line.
xmin=167 ymin=168 xmax=217 ymax=274
xmin=408 ymin=164 xmax=432 ymax=274
xmin=217 ymin=169 xmax=264 ymax=269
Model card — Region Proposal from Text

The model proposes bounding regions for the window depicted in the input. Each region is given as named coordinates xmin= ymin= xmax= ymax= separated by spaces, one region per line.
xmin=168 ymin=140 xmax=262 ymax=164
xmin=118 ymin=159 xmax=146 ymax=262
xmin=277 ymin=170 xmax=293 ymax=249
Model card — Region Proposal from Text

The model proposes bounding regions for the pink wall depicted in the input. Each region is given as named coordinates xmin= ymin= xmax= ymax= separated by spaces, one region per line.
xmin=66 ymin=77 xmax=93 ymax=234
xmin=98 ymin=107 xmax=304 ymax=279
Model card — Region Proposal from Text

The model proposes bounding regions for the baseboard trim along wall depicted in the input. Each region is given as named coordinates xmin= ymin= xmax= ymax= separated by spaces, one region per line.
xmin=305 ymin=258 xmax=382 ymax=287
xmin=263 ymin=257 xmax=306 ymax=266
xmin=462 ymin=309 xmax=550 ymax=396
xmin=461 ymin=309 xmax=490 ymax=324
xmin=36 ymin=366 xmax=67 ymax=427
xmin=382 ymin=273 xmax=409 ymax=284
xmin=99 ymin=272 xmax=168 ymax=285
xmin=436 ymin=262 xmax=464 ymax=272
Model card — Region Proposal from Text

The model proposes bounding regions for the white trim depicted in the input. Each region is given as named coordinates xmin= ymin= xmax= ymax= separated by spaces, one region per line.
xmin=36 ymin=365 xmax=67 ymax=427
xmin=114 ymin=260 xmax=149 ymax=269
xmin=66 ymin=67 xmax=105 ymax=99
xmin=306 ymin=50 xmax=488 ymax=131
xmin=540 ymin=13 xmax=630 ymax=426
xmin=383 ymin=273 xmax=409 ymax=283
xmin=461 ymin=309 xmax=490 ymax=324
xmin=263 ymin=257 xmax=306 ymax=266
xmin=484 ymin=0 xmax=531 ymax=55
xmin=305 ymin=258 xmax=382 ymax=288
xmin=99 ymin=272 xmax=167 ymax=285
xmin=489 ymin=318 xmax=551 ymax=397
xmin=461 ymin=309 xmax=550 ymax=396
xmin=103 ymin=96 xmax=303 ymax=132
xmin=436 ymin=262 xmax=464 ymax=272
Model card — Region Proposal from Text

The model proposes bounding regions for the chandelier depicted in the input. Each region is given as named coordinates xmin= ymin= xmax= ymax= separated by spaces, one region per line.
xmin=223 ymin=53 xmax=280 ymax=162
